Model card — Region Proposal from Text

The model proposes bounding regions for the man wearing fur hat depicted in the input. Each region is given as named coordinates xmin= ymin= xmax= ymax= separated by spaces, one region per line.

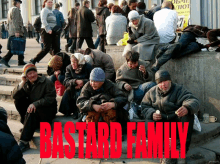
xmin=12 ymin=64 xmax=57 ymax=152
xmin=122 ymin=10 xmax=160 ymax=63
xmin=77 ymin=68 xmax=128 ymax=136
xmin=141 ymin=70 xmax=200 ymax=164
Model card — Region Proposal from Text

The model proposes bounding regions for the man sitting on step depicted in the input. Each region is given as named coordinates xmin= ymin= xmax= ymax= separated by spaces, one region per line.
xmin=12 ymin=64 xmax=57 ymax=152
xmin=141 ymin=70 xmax=200 ymax=164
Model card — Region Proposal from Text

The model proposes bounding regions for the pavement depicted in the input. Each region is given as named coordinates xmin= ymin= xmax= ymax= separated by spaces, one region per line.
xmin=1 ymin=38 xmax=220 ymax=163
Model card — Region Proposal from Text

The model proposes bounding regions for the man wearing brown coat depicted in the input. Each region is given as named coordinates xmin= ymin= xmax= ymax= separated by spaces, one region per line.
xmin=0 ymin=0 xmax=26 ymax=67
xmin=76 ymin=0 xmax=95 ymax=50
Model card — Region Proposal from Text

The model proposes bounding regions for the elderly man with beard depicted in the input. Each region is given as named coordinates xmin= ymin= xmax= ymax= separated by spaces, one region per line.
xmin=141 ymin=70 xmax=200 ymax=164
xmin=12 ymin=64 xmax=57 ymax=152
xmin=122 ymin=10 xmax=160 ymax=64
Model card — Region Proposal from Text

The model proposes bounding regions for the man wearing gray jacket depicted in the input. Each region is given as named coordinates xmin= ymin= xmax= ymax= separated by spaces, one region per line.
xmin=0 ymin=0 xmax=26 ymax=67
xmin=141 ymin=70 xmax=200 ymax=164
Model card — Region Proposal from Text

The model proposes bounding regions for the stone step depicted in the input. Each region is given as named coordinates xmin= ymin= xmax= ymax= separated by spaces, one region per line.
xmin=0 ymin=67 xmax=47 ymax=75
xmin=0 ymin=74 xmax=21 ymax=86
xmin=0 ymin=85 xmax=14 ymax=102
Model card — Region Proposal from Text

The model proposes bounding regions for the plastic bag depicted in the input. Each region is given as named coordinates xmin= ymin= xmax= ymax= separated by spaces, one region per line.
xmin=117 ymin=32 xmax=129 ymax=46
xmin=55 ymin=80 xmax=65 ymax=96
xmin=193 ymin=114 xmax=201 ymax=132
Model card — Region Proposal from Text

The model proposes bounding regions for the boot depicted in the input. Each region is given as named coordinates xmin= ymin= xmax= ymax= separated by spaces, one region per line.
xmin=29 ymin=58 xmax=36 ymax=65
xmin=18 ymin=55 xmax=27 ymax=66
xmin=65 ymin=45 xmax=69 ymax=52
xmin=0 ymin=58 xmax=10 ymax=67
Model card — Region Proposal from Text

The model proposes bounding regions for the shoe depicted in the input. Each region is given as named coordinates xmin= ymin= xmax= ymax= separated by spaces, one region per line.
xmin=151 ymin=66 xmax=159 ymax=73
xmin=72 ymin=112 xmax=78 ymax=119
xmin=160 ymin=158 xmax=177 ymax=164
xmin=177 ymin=158 xmax=186 ymax=164
xmin=29 ymin=59 xmax=36 ymax=65
xmin=65 ymin=45 xmax=69 ymax=52
xmin=18 ymin=141 xmax=30 ymax=153
xmin=0 ymin=59 xmax=10 ymax=67
xmin=18 ymin=61 xmax=27 ymax=66
xmin=36 ymin=38 xmax=39 ymax=43
xmin=215 ymin=47 xmax=220 ymax=52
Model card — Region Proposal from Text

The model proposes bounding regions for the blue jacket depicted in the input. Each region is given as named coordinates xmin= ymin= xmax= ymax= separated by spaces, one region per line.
xmin=52 ymin=9 xmax=64 ymax=28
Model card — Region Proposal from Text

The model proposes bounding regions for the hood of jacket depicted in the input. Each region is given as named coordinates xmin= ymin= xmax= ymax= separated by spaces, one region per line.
xmin=96 ymin=7 xmax=108 ymax=15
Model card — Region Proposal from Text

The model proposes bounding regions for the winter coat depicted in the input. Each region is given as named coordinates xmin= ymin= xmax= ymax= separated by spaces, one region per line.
xmin=0 ymin=121 xmax=26 ymax=164
xmin=96 ymin=7 xmax=110 ymax=35
xmin=47 ymin=52 xmax=71 ymax=76
xmin=116 ymin=60 xmax=153 ymax=98
xmin=7 ymin=6 xmax=24 ymax=36
xmin=122 ymin=15 xmax=160 ymax=61
xmin=77 ymin=79 xmax=127 ymax=114
xmin=183 ymin=25 xmax=211 ymax=37
xmin=88 ymin=49 xmax=115 ymax=80
xmin=105 ymin=13 xmax=127 ymax=45
xmin=27 ymin=23 xmax=33 ymax=32
xmin=122 ymin=5 xmax=131 ymax=18
xmin=76 ymin=6 xmax=95 ymax=37
xmin=145 ymin=5 xmax=162 ymax=21
xmin=141 ymin=83 xmax=200 ymax=120
xmin=53 ymin=9 xmax=65 ymax=28
xmin=63 ymin=63 xmax=93 ymax=88
xmin=12 ymin=75 xmax=57 ymax=121
xmin=65 ymin=16 xmax=77 ymax=38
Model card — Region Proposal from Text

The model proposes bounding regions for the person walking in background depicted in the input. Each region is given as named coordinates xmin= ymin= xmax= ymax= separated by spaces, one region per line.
xmin=105 ymin=5 xmax=127 ymax=45
xmin=53 ymin=2 xmax=65 ymax=50
xmin=96 ymin=0 xmax=110 ymax=52
xmin=1 ymin=22 xmax=6 ymax=39
xmin=65 ymin=3 xmax=80 ymax=53
xmin=4 ymin=22 xmax=9 ymax=38
xmin=76 ymin=0 xmax=95 ymax=50
xmin=120 ymin=0 xmax=127 ymax=9
xmin=30 ymin=0 xmax=60 ymax=65
xmin=0 ymin=0 xmax=26 ymax=67
xmin=122 ymin=0 xmax=137 ymax=18
xmin=27 ymin=21 xmax=33 ymax=39
xmin=136 ymin=2 xmax=147 ymax=17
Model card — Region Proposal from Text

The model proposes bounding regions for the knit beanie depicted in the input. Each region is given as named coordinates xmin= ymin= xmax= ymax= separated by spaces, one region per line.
xmin=128 ymin=10 xmax=140 ymax=21
xmin=90 ymin=67 xmax=105 ymax=82
xmin=155 ymin=70 xmax=171 ymax=84
xmin=0 ymin=107 xmax=7 ymax=123
xmin=23 ymin=63 xmax=37 ymax=76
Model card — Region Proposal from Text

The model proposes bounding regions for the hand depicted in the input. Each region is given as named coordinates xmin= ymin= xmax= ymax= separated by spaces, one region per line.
xmin=101 ymin=102 xmax=115 ymax=111
xmin=139 ymin=65 xmax=146 ymax=75
xmin=76 ymin=80 xmax=84 ymax=88
xmin=134 ymin=40 xmax=138 ymax=43
xmin=127 ymin=39 xmax=135 ymax=44
xmin=21 ymin=74 xmax=27 ymax=83
xmin=48 ymin=30 xmax=52 ymax=34
xmin=27 ymin=104 xmax=36 ymax=113
xmin=54 ymin=70 xmax=61 ymax=76
xmin=153 ymin=113 xmax=162 ymax=121
xmin=15 ymin=33 xmax=20 ymax=37
xmin=75 ymin=85 xmax=81 ymax=89
xmin=175 ymin=106 xmax=188 ymax=117
xmin=93 ymin=104 xmax=103 ymax=113
xmin=124 ymin=83 xmax=132 ymax=91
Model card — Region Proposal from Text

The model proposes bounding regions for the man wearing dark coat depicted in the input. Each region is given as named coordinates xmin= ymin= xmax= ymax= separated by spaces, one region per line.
xmin=122 ymin=0 xmax=137 ymax=18
xmin=12 ymin=64 xmax=57 ymax=152
xmin=0 ymin=107 xmax=26 ymax=164
xmin=76 ymin=0 xmax=95 ymax=50
xmin=141 ymin=70 xmax=200 ymax=164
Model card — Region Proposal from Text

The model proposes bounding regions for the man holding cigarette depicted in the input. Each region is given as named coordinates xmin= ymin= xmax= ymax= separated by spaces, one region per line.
xmin=141 ymin=70 xmax=200 ymax=163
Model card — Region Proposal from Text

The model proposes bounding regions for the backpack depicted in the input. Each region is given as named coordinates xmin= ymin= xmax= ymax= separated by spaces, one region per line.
xmin=33 ymin=16 xmax=42 ymax=32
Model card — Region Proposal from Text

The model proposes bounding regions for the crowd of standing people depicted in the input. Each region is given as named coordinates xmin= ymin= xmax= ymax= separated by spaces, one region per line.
xmin=1 ymin=0 xmax=220 ymax=163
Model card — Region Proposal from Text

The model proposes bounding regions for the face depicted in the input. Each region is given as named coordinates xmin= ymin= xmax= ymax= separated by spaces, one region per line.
xmin=46 ymin=0 xmax=53 ymax=8
xmin=90 ymin=80 xmax=104 ymax=90
xmin=71 ymin=58 xmax=78 ymax=70
xmin=86 ymin=2 xmax=90 ymax=8
xmin=16 ymin=2 xmax=21 ymax=8
xmin=129 ymin=2 xmax=137 ymax=10
xmin=26 ymin=70 xmax=38 ymax=83
xmin=131 ymin=19 xmax=139 ymax=26
xmin=158 ymin=80 xmax=172 ymax=92
xmin=127 ymin=61 xmax=138 ymax=69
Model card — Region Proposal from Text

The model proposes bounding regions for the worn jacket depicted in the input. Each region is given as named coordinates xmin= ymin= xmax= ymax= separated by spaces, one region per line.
xmin=65 ymin=16 xmax=77 ymax=38
xmin=53 ymin=9 xmax=65 ymax=28
xmin=183 ymin=25 xmax=211 ymax=37
xmin=141 ymin=83 xmax=200 ymax=120
xmin=77 ymin=79 xmax=127 ymax=113
xmin=7 ymin=6 xmax=24 ymax=36
xmin=122 ymin=5 xmax=131 ymax=18
xmin=116 ymin=60 xmax=153 ymax=90
xmin=96 ymin=7 xmax=110 ymax=35
xmin=0 ymin=121 xmax=26 ymax=164
xmin=63 ymin=63 xmax=93 ymax=88
xmin=12 ymin=75 xmax=57 ymax=120
xmin=76 ymin=6 xmax=95 ymax=37
xmin=89 ymin=49 xmax=115 ymax=80
xmin=122 ymin=15 xmax=160 ymax=61
xmin=105 ymin=13 xmax=127 ymax=45
xmin=47 ymin=52 xmax=70 ymax=76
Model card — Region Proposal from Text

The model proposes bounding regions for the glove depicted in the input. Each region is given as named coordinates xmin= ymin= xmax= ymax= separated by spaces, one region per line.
xmin=127 ymin=39 xmax=135 ymax=44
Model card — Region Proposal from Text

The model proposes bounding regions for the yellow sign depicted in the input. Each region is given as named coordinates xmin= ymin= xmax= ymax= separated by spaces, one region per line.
xmin=168 ymin=0 xmax=190 ymax=28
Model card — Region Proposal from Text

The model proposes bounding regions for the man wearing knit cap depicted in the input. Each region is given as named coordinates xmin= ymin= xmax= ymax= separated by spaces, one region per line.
xmin=141 ymin=70 xmax=200 ymax=163
xmin=122 ymin=10 xmax=159 ymax=63
xmin=77 ymin=68 xmax=128 ymax=137
xmin=12 ymin=63 xmax=57 ymax=152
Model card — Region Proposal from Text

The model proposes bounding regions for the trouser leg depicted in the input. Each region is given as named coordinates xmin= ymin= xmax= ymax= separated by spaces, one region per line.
xmin=70 ymin=38 xmax=77 ymax=53
xmin=18 ymin=55 xmax=25 ymax=64
xmin=99 ymin=35 xmax=106 ymax=52
xmin=14 ymin=98 xmax=30 ymax=124
xmin=49 ymin=74 xmax=57 ymax=84
xmin=52 ymin=33 xmax=60 ymax=55
xmin=76 ymin=37 xmax=84 ymax=50
xmin=3 ymin=50 xmax=13 ymax=62
xmin=57 ymin=74 xmax=65 ymax=84
xmin=85 ymin=37 xmax=95 ymax=49
xmin=86 ymin=111 xmax=101 ymax=131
